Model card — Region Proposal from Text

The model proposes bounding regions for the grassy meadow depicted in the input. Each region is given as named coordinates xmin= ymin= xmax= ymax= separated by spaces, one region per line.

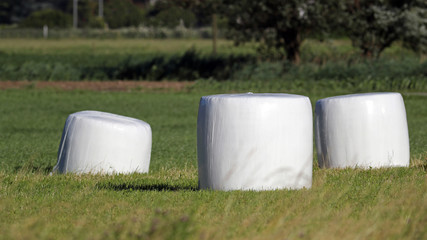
xmin=0 ymin=38 xmax=415 ymax=57
xmin=0 ymin=38 xmax=426 ymax=239
xmin=0 ymin=88 xmax=426 ymax=239
xmin=0 ymin=39 xmax=255 ymax=56
xmin=1 ymin=38 xmax=426 ymax=87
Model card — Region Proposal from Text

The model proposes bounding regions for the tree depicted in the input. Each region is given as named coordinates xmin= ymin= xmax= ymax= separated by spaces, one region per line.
xmin=0 ymin=0 xmax=69 ymax=25
xmin=223 ymin=0 xmax=332 ymax=64
xmin=401 ymin=1 xmax=427 ymax=55
xmin=19 ymin=9 xmax=72 ymax=28
xmin=0 ymin=0 xmax=15 ymax=24
xmin=341 ymin=0 xmax=427 ymax=58
xmin=173 ymin=0 xmax=226 ymax=55
xmin=145 ymin=1 xmax=196 ymax=28
xmin=104 ymin=0 xmax=143 ymax=28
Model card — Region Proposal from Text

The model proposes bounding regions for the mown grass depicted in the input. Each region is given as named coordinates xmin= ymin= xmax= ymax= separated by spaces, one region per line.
xmin=0 ymin=88 xmax=426 ymax=239
xmin=0 ymin=38 xmax=414 ymax=58
xmin=0 ymin=39 xmax=255 ymax=56
xmin=1 ymin=38 xmax=425 ymax=83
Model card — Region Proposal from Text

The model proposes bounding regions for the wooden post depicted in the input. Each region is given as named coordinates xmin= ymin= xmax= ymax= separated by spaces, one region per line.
xmin=73 ymin=0 xmax=78 ymax=28
xmin=43 ymin=25 xmax=48 ymax=39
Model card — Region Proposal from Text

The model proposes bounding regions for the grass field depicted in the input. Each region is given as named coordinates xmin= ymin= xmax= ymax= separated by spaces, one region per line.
xmin=0 ymin=38 xmax=415 ymax=57
xmin=0 ymin=39 xmax=254 ymax=56
xmin=0 ymin=87 xmax=426 ymax=239
xmin=1 ymin=38 xmax=426 ymax=86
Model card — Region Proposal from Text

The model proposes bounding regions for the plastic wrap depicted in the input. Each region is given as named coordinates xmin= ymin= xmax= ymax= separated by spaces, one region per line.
xmin=315 ymin=92 xmax=410 ymax=168
xmin=53 ymin=111 xmax=152 ymax=174
xmin=197 ymin=93 xmax=313 ymax=190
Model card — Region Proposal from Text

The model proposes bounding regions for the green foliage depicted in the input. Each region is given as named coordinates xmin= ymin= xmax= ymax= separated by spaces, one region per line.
xmin=88 ymin=16 xmax=106 ymax=29
xmin=1 ymin=52 xmax=427 ymax=91
xmin=77 ymin=0 xmax=96 ymax=28
xmin=224 ymin=0 xmax=333 ymax=63
xmin=340 ymin=0 xmax=427 ymax=58
xmin=146 ymin=1 xmax=196 ymax=28
xmin=19 ymin=9 xmax=72 ymax=28
xmin=0 ymin=38 xmax=426 ymax=86
xmin=0 ymin=50 xmax=254 ymax=81
xmin=104 ymin=0 xmax=144 ymax=28
xmin=401 ymin=3 xmax=427 ymax=54
xmin=174 ymin=0 xmax=226 ymax=27
xmin=155 ymin=7 xmax=196 ymax=28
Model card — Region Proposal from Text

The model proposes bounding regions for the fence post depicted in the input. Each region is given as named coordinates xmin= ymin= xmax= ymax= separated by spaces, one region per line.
xmin=73 ymin=0 xmax=78 ymax=28
xmin=43 ymin=25 xmax=48 ymax=39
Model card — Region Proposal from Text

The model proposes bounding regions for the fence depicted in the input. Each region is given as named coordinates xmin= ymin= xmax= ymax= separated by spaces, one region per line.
xmin=0 ymin=26 xmax=223 ymax=39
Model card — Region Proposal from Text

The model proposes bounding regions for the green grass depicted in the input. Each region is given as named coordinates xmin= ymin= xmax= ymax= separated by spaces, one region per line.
xmin=0 ymin=38 xmax=415 ymax=58
xmin=1 ymin=39 xmax=425 ymax=83
xmin=0 ymin=39 xmax=256 ymax=56
xmin=0 ymin=38 xmax=416 ymax=59
xmin=0 ymin=88 xmax=426 ymax=239
xmin=1 ymin=38 xmax=426 ymax=85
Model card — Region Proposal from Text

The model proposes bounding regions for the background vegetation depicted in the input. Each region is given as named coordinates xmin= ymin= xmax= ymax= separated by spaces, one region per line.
xmin=0 ymin=39 xmax=426 ymax=93
xmin=1 ymin=1 xmax=426 ymax=59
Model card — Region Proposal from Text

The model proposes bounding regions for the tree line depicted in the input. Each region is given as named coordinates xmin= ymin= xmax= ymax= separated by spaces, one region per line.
xmin=1 ymin=0 xmax=426 ymax=63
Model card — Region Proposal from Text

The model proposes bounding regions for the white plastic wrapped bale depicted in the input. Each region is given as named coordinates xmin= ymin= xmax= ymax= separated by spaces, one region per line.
xmin=315 ymin=92 xmax=410 ymax=168
xmin=53 ymin=111 xmax=152 ymax=174
xmin=197 ymin=93 xmax=313 ymax=191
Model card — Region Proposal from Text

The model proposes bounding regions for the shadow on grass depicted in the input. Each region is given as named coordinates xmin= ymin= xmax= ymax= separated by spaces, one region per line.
xmin=84 ymin=49 xmax=256 ymax=81
xmin=416 ymin=164 xmax=427 ymax=172
xmin=13 ymin=164 xmax=54 ymax=174
xmin=96 ymin=182 xmax=198 ymax=192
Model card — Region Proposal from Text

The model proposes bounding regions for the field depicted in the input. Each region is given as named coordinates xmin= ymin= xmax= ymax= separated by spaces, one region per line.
xmin=0 ymin=39 xmax=426 ymax=239
xmin=1 ymin=39 xmax=426 ymax=87
xmin=0 ymin=87 xmax=426 ymax=239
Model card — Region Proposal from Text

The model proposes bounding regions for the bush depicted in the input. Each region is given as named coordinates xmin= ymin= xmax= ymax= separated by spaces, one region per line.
xmin=0 ymin=49 xmax=255 ymax=81
xmin=0 ymin=47 xmax=426 ymax=91
xmin=19 ymin=9 xmax=72 ymax=28
xmin=149 ymin=6 xmax=196 ymax=28
xmin=104 ymin=0 xmax=143 ymax=28
xmin=88 ymin=17 xmax=106 ymax=29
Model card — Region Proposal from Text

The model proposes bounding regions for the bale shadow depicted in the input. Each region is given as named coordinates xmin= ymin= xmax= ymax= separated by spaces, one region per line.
xmin=96 ymin=182 xmax=198 ymax=192
xmin=13 ymin=164 xmax=54 ymax=174
xmin=415 ymin=163 xmax=427 ymax=172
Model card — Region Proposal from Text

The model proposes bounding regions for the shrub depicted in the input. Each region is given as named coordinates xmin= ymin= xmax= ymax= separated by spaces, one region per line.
xmin=19 ymin=9 xmax=72 ymax=28
xmin=149 ymin=6 xmax=196 ymax=28
xmin=0 ymin=48 xmax=426 ymax=91
xmin=104 ymin=0 xmax=143 ymax=28
xmin=88 ymin=17 xmax=106 ymax=29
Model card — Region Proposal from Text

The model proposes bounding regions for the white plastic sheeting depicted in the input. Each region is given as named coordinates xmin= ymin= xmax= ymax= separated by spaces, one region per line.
xmin=315 ymin=92 xmax=410 ymax=168
xmin=53 ymin=111 xmax=152 ymax=174
xmin=197 ymin=93 xmax=313 ymax=191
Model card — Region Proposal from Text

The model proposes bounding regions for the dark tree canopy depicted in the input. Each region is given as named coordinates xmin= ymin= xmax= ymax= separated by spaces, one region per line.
xmin=146 ymin=1 xmax=197 ymax=28
xmin=223 ymin=0 xmax=333 ymax=64
xmin=104 ymin=0 xmax=143 ymax=28
xmin=19 ymin=9 xmax=72 ymax=28
xmin=340 ymin=0 xmax=427 ymax=58
xmin=0 ymin=0 xmax=70 ymax=24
